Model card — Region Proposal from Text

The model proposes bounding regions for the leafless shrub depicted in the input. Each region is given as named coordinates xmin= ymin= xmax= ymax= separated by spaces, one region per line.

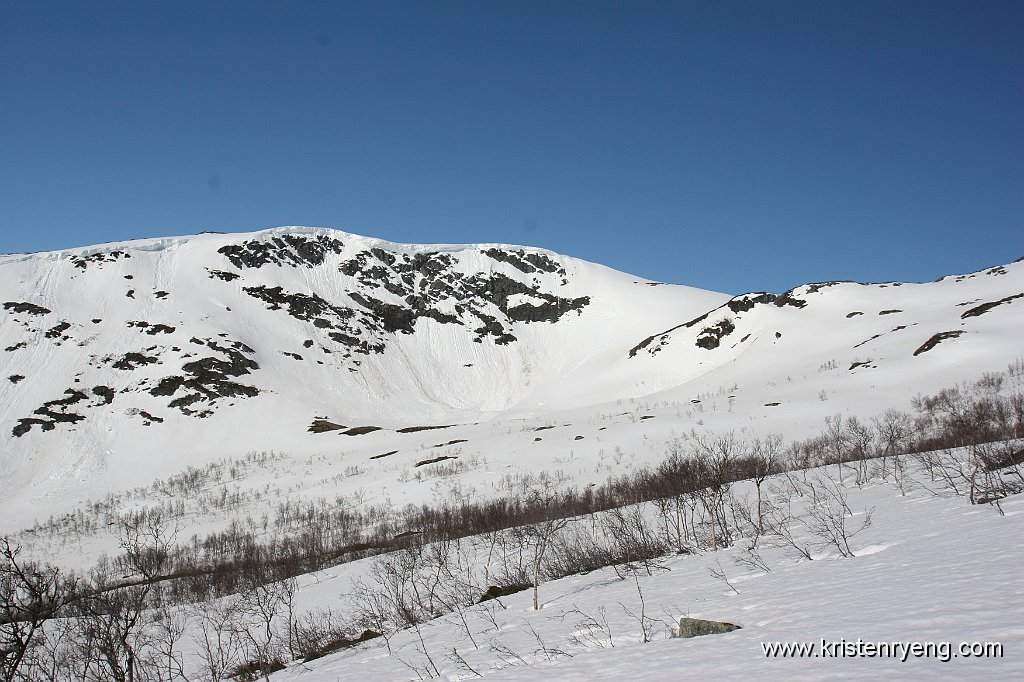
xmin=232 ymin=578 xmax=297 ymax=679
xmin=764 ymin=477 xmax=814 ymax=561
xmin=446 ymin=647 xmax=481 ymax=678
xmin=733 ymin=540 xmax=771 ymax=574
xmin=1 ymin=539 xmax=78 ymax=682
xmin=561 ymin=604 xmax=614 ymax=649
xmin=522 ymin=621 xmax=572 ymax=662
xmin=801 ymin=474 xmax=873 ymax=558
xmin=191 ymin=598 xmax=247 ymax=682
xmin=707 ymin=559 xmax=739 ymax=595
xmin=601 ymin=506 xmax=668 ymax=578
xmin=544 ymin=523 xmax=613 ymax=579
xmin=617 ymin=576 xmax=670 ymax=643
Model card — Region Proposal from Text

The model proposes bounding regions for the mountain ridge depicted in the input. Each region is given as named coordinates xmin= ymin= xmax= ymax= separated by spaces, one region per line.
xmin=1 ymin=226 xmax=1022 ymax=532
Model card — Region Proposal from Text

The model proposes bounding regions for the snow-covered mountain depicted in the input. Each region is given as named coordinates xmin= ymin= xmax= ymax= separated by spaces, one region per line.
xmin=1 ymin=227 xmax=1022 ymax=530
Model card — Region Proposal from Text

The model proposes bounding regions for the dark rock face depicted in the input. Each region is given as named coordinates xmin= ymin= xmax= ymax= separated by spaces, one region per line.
xmin=854 ymin=333 xmax=882 ymax=349
xmin=415 ymin=455 xmax=458 ymax=467
xmin=7 ymin=234 xmax=595 ymax=436
xmin=961 ymin=293 xmax=1023 ymax=319
xmin=710 ymin=292 xmax=805 ymax=321
xmin=913 ymin=331 xmax=964 ymax=357
xmin=342 ymin=425 xmax=382 ymax=436
xmin=854 ymin=325 xmax=908 ymax=350
xmin=774 ymin=291 xmax=808 ymax=309
xmin=696 ymin=319 xmax=736 ymax=350
xmin=243 ymin=286 xmax=351 ymax=322
xmin=242 ymin=285 xmax=386 ymax=356
xmin=473 ymin=273 xmax=589 ymax=324
xmin=70 ymin=250 xmax=131 ymax=269
xmin=236 ymin=243 xmax=590 ymax=360
xmin=4 ymin=301 xmax=51 ymax=316
xmin=726 ymin=293 xmax=780 ymax=314
xmin=396 ymin=424 xmax=453 ymax=433
xmin=432 ymin=439 xmax=466 ymax=447
xmin=13 ymin=389 xmax=90 ymax=437
xmin=482 ymin=248 xmax=566 ymax=277
xmin=630 ymin=290 xmax=805 ymax=358
xmin=111 ymin=352 xmax=159 ymax=370
xmin=92 ymin=385 xmax=115 ymax=404
xmin=308 ymin=419 xmax=346 ymax=433
xmin=341 ymin=248 xmax=587 ymax=328
xmin=128 ymin=321 xmax=176 ymax=335
xmin=805 ymin=281 xmax=849 ymax=294
xmin=349 ymin=291 xmax=454 ymax=333
xmin=704 ymin=291 xmax=806 ymax=324
xmin=471 ymin=312 xmax=515 ymax=345
xmin=218 ymin=234 xmax=346 ymax=269
xmin=207 ymin=269 xmax=240 ymax=281
xmin=628 ymin=333 xmax=661 ymax=358
xmin=44 ymin=322 xmax=71 ymax=339
xmin=14 ymin=326 xmax=263 ymax=434
xmin=139 ymin=410 xmax=163 ymax=425
xmin=148 ymin=338 xmax=260 ymax=416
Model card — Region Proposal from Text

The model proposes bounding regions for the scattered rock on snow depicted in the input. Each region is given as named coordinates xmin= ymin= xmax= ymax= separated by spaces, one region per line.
xmin=677 ymin=617 xmax=742 ymax=638
xmin=913 ymin=331 xmax=964 ymax=357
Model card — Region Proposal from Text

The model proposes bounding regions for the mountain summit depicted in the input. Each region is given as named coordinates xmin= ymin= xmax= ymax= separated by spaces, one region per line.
xmin=1 ymin=227 xmax=1021 ymax=524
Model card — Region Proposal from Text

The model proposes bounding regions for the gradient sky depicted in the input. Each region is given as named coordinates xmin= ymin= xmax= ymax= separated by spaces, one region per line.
xmin=1 ymin=0 xmax=1021 ymax=294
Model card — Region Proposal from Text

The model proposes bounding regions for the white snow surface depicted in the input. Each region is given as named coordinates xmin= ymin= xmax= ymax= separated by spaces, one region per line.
xmin=1 ymin=227 xmax=1023 ymax=680
xmin=0 ymin=227 xmax=1021 ymax=532
xmin=268 ymin=471 xmax=1024 ymax=681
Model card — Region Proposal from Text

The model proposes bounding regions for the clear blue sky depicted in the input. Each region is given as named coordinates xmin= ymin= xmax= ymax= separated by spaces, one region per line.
xmin=1 ymin=0 xmax=1021 ymax=294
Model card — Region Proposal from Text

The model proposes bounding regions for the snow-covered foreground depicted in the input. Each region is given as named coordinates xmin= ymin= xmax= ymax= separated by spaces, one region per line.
xmin=269 ymin=464 xmax=1022 ymax=681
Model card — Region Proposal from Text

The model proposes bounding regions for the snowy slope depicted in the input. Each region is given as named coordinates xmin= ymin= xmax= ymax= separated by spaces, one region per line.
xmin=2 ymin=228 xmax=1023 ymax=682
xmin=1 ymin=227 xmax=1022 ymax=535
xmin=269 ymin=468 xmax=1024 ymax=681
xmin=0 ymin=227 xmax=722 ymax=525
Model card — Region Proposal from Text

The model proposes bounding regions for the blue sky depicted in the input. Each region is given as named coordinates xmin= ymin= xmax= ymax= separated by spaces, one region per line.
xmin=1 ymin=0 xmax=1021 ymax=294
